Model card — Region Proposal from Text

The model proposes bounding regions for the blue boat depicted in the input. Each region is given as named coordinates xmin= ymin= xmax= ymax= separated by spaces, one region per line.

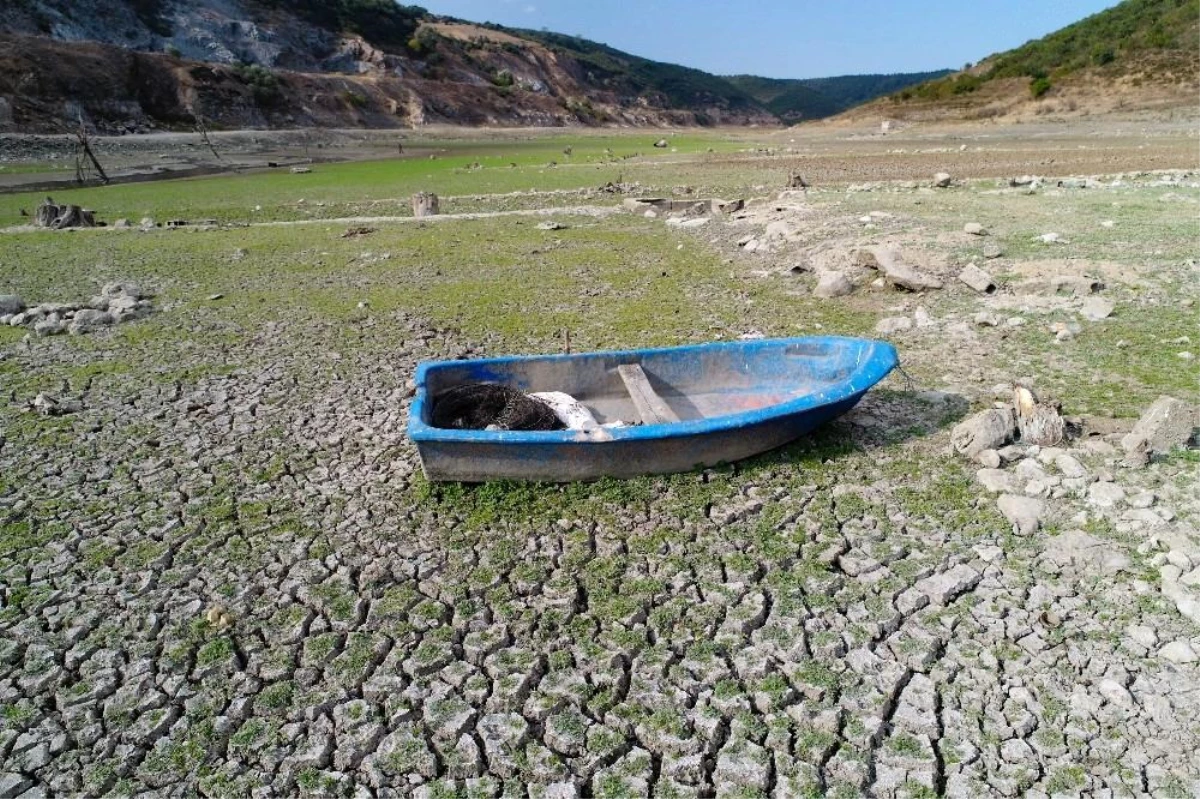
xmin=408 ymin=336 xmax=898 ymax=482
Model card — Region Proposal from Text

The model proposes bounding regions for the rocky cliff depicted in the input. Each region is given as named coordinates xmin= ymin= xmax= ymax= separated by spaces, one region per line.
xmin=0 ymin=0 xmax=778 ymax=132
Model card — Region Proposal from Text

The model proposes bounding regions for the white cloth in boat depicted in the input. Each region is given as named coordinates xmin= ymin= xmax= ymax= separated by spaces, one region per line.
xmin=530 ymin=391 xmax=628 ymax=431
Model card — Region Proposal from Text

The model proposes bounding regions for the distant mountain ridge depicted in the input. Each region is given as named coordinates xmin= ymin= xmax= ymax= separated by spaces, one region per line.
xmin=726 ymin=71 xmax=954 ymax=123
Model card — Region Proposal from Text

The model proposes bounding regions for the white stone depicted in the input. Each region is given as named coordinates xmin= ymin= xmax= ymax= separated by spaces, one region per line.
xmin=1159 ymin=641 xmax=1198 ymax=664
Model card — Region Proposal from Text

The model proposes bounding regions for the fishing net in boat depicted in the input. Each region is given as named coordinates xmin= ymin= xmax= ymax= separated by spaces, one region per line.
xmin=431 ymin=383 xmax=564 ymax=431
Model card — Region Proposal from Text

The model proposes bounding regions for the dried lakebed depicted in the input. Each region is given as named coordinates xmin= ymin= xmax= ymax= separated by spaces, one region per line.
xmin=1 ymin=140 xmax=1199 ymax=798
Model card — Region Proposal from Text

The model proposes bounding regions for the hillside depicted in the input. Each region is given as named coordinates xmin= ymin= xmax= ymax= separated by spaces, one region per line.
xmin=0 ymin=0 xmax=778 ymax=132
xmin=726 ymin=71 xmax=953 ymax=123
xmin=848 ymin=0 xmax=1199 ymax=122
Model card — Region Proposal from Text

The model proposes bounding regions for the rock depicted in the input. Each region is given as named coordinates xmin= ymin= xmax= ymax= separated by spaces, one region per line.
xmin=714 ymin=741 xmax=771 ymax=793
xmin=1126 ymin=625 xmax=1157 ymax=649
xmin=933 ymin=172 xmax=953 ymax=188
xmin=915 ymin=564 xmax=981 ymax=605
xmin=997 ymin=494 xmax=1045 ymax=535
xmin=208 ymin=294 xmax=225 ymax=301
xmin=1053 ymin=453 xmax=1087 ymax=478
xmin=982 ymin=243 xmax=1004 ymax=259
xmin=33 ymin=319 xmax=66 ymax=337
xmin=667 ymin=217 xmax=709 ymax=229
xmin=952 ymin=408 xmax=1016 ymax=458
xmin=1098 ymin=679 xmax=1134 ymax=708
xmin=0 ymin=295 xmax=24 ymax=315
xmin=813 ymin=271 xmax=853 ymax=298
xmin=0 ymin=774 xmax=32 ymax=797
xmin=108 ymin=295 xmax=150 ymax=322
xmin=976 ymin=468 xmax=1019 ymax=493
xmin=976 ymin=449 xmax=1001 ymax=469
xmin=1036 ymin=232 xmax=1067 ymax=244
xmin=291 ymin=166 xmax=312 ymax=174
xmin=863 ymin=246 xmax=943 ymax=291
xmin=963 ymin=223 xmax=987 ymax=235
xmin=1087 ymin=482 xmax=1126 ymax=509
xmin=536 ymin=221 xmax=567 ymax=230
xmin=29 ymin=393 xmax=81 ymax=416
xmin=102 ymin=281 xmax=144 ymax=299
xmin=763 ymin=220 xmax=793 ymax=240
xmin=875 ymin=316 xmax=912 ymax=335
xmin=1159 ymin=641 xmax=1198 ymax=664
xmin=654 ymin=139 xmax=669 ymax=148
xmin=958 ymin=264 xmax=996 ymax=294
xmin=974 ymin=311 xmax=1002 ymax=327
xmin=1080 ymin=296 xmax=1114 ymax=321
xmin=68 ymin=309 xmax=115 ymax=335
xmin=1044 ymin=529 xmax=1130 ymax=575
xmin=1121 ymin=396 xmax=1199 ymax=458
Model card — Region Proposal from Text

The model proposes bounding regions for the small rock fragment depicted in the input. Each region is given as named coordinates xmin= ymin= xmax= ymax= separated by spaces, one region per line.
xmin=1080 ymin=296 xmax=1115 ymax=321
xmin=875 ymin=316 xmax=913 ymax=335
xmin=812 ymin=271 xmax=854 ymax=298
xmin=958 ymin=264 xmax=996 ymax=294
xmin=997 ymin=494 xmax=1045 ymax=535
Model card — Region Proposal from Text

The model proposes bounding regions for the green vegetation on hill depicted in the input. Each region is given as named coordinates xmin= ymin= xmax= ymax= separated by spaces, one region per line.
xmin=892 ymin=0 xmax=1199 ymax=102
xmin=727 ymin=71 xmax=952 ymax=121
xmin=722 ymin=76 xmax=839 ymax=122
xmin=509 ymin=28 xmax=765 ymax=119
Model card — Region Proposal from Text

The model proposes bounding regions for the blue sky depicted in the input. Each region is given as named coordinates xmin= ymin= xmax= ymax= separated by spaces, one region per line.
xmin=414 ymin=0 xmax=1121 ymax=78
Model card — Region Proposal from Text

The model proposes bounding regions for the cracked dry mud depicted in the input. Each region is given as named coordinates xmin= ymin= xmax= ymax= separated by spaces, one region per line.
xmin=2 ymin=142 xmax=1199 ymax=798
xmin=3 ymin=314 xmax=1197 ymax=799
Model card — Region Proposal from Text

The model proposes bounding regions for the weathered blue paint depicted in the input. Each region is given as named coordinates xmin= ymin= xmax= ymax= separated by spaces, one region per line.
xmin=409 ymin=336 xmax=898 ymax=481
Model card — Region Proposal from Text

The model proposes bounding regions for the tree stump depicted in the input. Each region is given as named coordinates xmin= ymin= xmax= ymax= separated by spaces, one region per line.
xmin=412 ymin=192 xmax=439 ymax=218
xmin=35 ymin=197 xmax=95 ymax=229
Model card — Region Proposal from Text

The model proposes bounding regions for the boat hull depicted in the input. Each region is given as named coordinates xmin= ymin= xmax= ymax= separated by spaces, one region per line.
xmin=414 ymin=395 xmax=862 ymax=481
xmin=408 ymin=336 xmax=897 ymax=482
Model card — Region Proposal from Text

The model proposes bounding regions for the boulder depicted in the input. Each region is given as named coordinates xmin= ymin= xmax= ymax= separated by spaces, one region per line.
xmin=952 ymin=408 xmax=1016 ymax=458
xmin=653 ymin=139 xmax=669 ymax=148
xmin=1121 ymin=396 xmax=1199 ymax=458
xmin=933 ymin=172 xmax=953 ymax=188
xmin=0 ymin=295 xmax=24 ymax=315
xmin=963 ymin=223 xmax=987 ymax=235
xmin=812 ymin=271 xmax=853 ymax=298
